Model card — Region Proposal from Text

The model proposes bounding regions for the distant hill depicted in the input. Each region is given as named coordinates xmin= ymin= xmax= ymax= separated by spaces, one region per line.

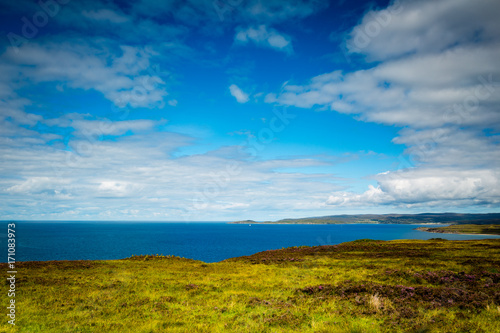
xmin=229 ymin=213 xmax=500 ymax=225
xmin=231 ymin=220 xmax=256 ymax=224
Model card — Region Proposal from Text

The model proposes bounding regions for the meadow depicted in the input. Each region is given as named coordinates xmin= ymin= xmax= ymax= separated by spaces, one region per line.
xmin=2 ymin=238 xmax=500 ymax=332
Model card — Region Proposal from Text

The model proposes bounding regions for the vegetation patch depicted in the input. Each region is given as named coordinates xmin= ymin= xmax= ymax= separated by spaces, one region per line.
xmin=416 ymin=224 xmax=500 ymax=235
xmin=299 ymin=278 xmax=498 ymax=312
xmin=2 ymin=239 xmax=500 ymax=332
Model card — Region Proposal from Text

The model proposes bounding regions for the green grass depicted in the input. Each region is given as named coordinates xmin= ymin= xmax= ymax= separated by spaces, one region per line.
xmin=2 ymin=239 xmax=500 ymax=332
xmin=417 ymin=224 xmax=500 ymax=235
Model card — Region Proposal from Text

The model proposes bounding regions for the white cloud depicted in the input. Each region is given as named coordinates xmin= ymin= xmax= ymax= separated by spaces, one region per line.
xmin=346 ymin=0 xmax=500 ymax=61
xmin=267 ymin=0 xmax=500 ymax=210
xmin=0 ymin=0 xmax=342 ymax=221
xmin=98 ymin=181 xmax=136 ymax=197
xmin=268 ymin=44 xmax=500 ymax=128
xmin=2 ymin=0 xmax=499 ymax=220
xmin=0 ymin=111 xmax=347 ymax=220
xmin=327 ymin=168 xmax=500 ymax=208
xmin=235 ymin=25 xmax=293 ymax=54
xmin=2 ymin=42 xmax=168 ymax=108
xmin=0 ymin=106 xmax=42 ymax=126
xmin=6 ymin=177 xmax=70 ymax=195
xmin=70 ymin=119 xmax=159 ymax=137
xmin=229 ymin=84 xmax=250 ymax=103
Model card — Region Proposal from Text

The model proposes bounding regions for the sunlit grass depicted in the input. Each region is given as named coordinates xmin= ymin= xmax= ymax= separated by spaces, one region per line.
xmin=1 ymin=239 xmax=499 ymax=332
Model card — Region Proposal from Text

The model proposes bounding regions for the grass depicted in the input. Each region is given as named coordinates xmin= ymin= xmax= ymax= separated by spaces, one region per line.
xmin=2 ymin=239 xmax=500 ymax=332
xmin=417 ymin=224 xmax=500 ymax=235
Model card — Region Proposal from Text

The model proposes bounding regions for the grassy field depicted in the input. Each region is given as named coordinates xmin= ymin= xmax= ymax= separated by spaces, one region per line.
xmin=416 ymin=224 xmax=500 ymax=235
xmin=2 ymin=239 xmax=500 ymax=332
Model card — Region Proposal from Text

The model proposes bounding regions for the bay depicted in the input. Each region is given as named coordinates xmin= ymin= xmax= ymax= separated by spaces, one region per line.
xmin=3 ymin=221 xmax=500 ymax=263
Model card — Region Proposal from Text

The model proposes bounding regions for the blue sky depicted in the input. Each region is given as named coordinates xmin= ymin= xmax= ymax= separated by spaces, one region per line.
xmin=1 ymin=0 xmax=499 ymax=221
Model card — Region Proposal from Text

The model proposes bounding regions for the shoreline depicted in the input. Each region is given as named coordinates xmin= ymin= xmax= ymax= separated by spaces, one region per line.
xmin=415 ymin=226 xmax=500 ymax=237
xmin=416 ymin=229 xmax=500 ymax=237
xmin=231 ymin=222 xmax=451 ymax=225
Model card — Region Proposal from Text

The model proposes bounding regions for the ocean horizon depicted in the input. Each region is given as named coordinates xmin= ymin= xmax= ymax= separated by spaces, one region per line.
xmin=4 ymin=221 xmax=500 ymax=263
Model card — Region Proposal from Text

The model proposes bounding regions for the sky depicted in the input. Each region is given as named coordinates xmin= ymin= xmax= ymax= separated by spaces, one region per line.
xmin=0 ymin=0 xmax=499 ymax=221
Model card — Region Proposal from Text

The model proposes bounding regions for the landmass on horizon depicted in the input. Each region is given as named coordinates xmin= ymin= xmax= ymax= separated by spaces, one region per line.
xmin=230 ymin=213 xmax=500 ymax=226
xmin=415 ymin=224 xmax=500 ymax=236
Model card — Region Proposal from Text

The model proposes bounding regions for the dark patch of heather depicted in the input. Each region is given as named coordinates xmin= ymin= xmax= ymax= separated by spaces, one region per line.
xmin=384 ymin=268 xmax=500 ymax=288
xmin=298 ymin=277 xmax=500 ymax=312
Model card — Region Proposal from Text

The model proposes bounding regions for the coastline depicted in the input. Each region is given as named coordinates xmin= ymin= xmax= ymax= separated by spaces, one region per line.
xmin=230 ymin=222 xmax=451 ymax=225
xmin=416 ymin=229 xmax=500 ymax=237
xmin=415 ymin=225 xmax=500 ymax=236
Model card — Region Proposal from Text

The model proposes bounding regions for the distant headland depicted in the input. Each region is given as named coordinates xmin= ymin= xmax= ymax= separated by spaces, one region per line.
xmin=230 ymin=213 xmax=500 ymax=230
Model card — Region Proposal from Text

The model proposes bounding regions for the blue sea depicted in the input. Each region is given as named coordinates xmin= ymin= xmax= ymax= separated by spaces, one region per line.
xmin=3 ymin=221 xmax=500 ymax=263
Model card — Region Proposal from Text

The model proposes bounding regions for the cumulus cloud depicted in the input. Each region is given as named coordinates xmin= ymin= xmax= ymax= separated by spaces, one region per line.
xmin=2 ymin=0 xmax=498 ymax=220
xmin=0 ymin=107 xmax=42 ymax=126
xmin=70 ymin=119 xmax=159 ymax=137
xmin=2 ymin=42 xmax=168 ymax=108
xmin=267 ymin=44 xmax=500 ymax=129
xmin=267 ymin=0 xmax=500 ymax=209
xmin=0 ymin=110 xmax=345 ymax=220
xmin=6 ymin=177 xmax=71 ymax=196
xmin=0 ymin=0 xmax=339 ymax=221
xmin=97 ymin=181 xmax=137 ymax=197
xmin=235 ymin=25 xmax=293 ymax=54
xmin=346 ymin=0 xmax=500 ymax=61
xmin=327 ymin=168 xmax=500 ymax=208
xmin=229 ymin=84 xmax=250 ymax=103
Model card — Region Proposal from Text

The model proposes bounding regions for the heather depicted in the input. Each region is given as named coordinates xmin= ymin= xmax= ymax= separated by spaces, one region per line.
xmin=1 ymin=239 xmax=499 ymax=332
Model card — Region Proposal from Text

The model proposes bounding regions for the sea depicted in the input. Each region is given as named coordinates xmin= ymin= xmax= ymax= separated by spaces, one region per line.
xmin=2 ymin=221 xmax=500 ymax=263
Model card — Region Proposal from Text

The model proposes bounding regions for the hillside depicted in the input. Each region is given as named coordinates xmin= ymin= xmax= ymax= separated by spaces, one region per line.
xmin=230 ymin=213 xmax=500 ymax=226
xmin=3 ymin=239 xmax=500 ymax=332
